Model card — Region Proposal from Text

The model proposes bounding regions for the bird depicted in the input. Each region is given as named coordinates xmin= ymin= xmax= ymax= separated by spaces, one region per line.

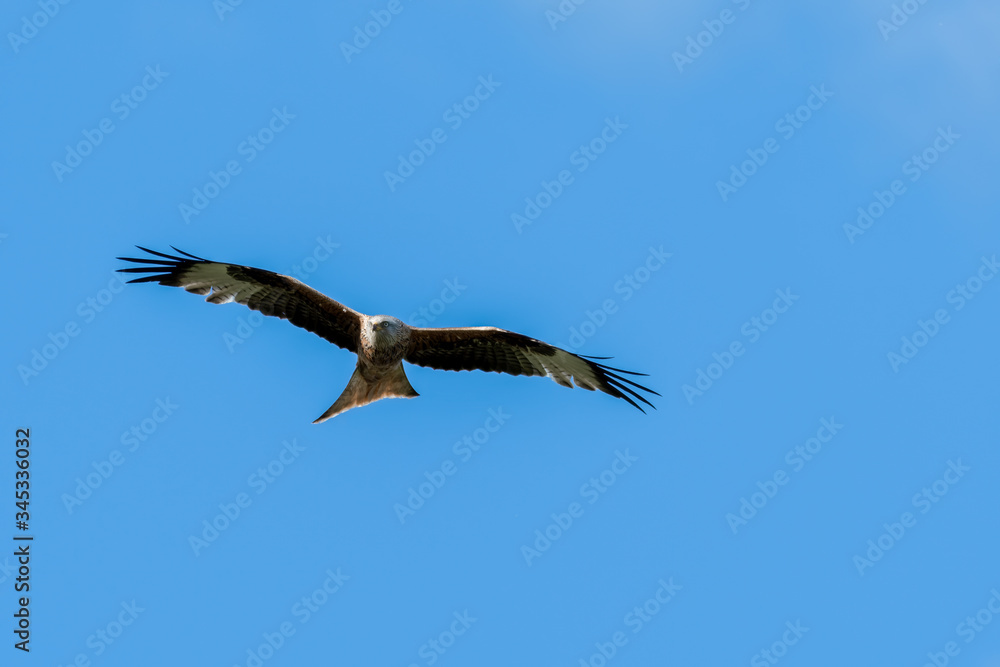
xmin=117 ymin=247 xmax=658 ymax=422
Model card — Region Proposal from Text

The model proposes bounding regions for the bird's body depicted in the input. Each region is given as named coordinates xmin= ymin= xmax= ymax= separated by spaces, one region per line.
xmin=321 ymin=315 xmax=420 ymax=422
xmin=118 ymin=247 xmax=658 ymax=422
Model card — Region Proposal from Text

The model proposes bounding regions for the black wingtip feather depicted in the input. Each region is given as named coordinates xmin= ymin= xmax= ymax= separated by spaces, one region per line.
xmin=117 ymin=267 xmax=167 ymax=274
xmin=116 ymin=256 xmax=178 ymax=265
xmin=610 ymin=383 xmax=647 ymax=413
xmin=124 ymin=274 xmax=173 ymax=284
xmin=582 ymin=359 xmax=658 ymax=412
xmin=117 ymin=246 xmax=211 ymax=285
xmin=578 ymin=354 xmax=650 ymax=377
xmin=170 ymin=246 xmax=208 ymax=261
xmin=597 ymin=364 xmax=650 ymax=377
xmin=134 ymin=245 xmax=185 ymax=261
xmin=601 ymin=369 xmax=661 ymax=397
xmin=613 ymin=381 xmax=655 ymax=409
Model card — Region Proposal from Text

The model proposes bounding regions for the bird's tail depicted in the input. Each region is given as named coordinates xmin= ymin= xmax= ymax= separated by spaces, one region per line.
xmin=313 ymin=364 xmax=419 ymax=423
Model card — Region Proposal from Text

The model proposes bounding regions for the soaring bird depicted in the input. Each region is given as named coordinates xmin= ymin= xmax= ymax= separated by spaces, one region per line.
xmin=117 ymin=247 xmax=657 ymax=422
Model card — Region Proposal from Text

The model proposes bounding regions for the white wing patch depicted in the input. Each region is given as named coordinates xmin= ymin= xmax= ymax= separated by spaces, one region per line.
xmin=530 ymin=348 xmax=601 ymax=391
xmin=180 ymin=263 xmax=266 ymax=305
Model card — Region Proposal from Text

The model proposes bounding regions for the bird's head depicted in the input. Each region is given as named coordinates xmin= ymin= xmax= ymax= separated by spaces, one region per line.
xmin=367 ymin=316 xmax=405 ymax=345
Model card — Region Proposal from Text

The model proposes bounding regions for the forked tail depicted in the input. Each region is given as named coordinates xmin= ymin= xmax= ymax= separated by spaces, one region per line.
xmin=313 ymin=364 xmax=419 ymax=423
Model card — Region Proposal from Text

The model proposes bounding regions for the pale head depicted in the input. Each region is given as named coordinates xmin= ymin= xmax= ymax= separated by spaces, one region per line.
xmin=366 ymin=315 xmax=406 ymax=347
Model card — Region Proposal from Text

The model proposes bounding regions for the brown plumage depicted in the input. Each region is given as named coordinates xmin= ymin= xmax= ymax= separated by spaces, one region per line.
xmin=117 ymin=247 xmax=658 ymax=422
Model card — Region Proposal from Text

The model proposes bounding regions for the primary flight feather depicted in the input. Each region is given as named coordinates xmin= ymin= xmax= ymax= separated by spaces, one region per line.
xmin=117 ymin=247 xmax=658 ymax=422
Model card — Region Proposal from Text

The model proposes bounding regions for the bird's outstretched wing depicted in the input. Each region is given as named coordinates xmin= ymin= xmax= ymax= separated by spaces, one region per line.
xmin=117 ymin=246 xmax=362 ymax=351
xmin=404 ymin=326 xmax=658 ymax=412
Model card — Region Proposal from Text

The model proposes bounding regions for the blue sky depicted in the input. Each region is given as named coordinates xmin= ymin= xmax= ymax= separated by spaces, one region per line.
xmin=3 ymin=1 xmax=999 ymax=665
